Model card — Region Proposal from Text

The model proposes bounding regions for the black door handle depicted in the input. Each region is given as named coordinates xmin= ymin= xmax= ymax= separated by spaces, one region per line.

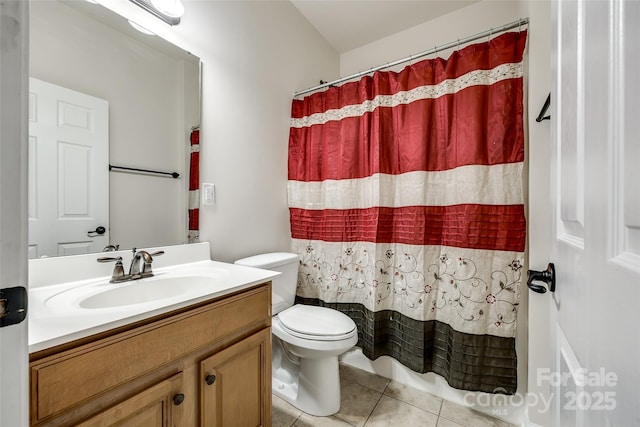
xmin=87 ymin=226 xmax=106 ymax=237
xmin=0 ymin=287 xmax=28 ymax=327
xmin=527 ymin=263 xmax=556 ymax=293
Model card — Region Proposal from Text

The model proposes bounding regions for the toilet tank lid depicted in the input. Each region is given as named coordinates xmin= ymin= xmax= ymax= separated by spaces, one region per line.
xmin=234 ymin=252 xmax=299 ymax=269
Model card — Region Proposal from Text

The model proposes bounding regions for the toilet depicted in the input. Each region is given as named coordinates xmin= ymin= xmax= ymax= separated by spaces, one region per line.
xmin=234 ymin=252 xmax=358 ymax=417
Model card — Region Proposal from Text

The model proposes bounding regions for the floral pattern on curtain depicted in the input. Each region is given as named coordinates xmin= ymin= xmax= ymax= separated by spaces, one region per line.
xmin=287 ymin=31 xmax=527 ymax=394
xmin=188 ymin=127 xmax=200 ymax=243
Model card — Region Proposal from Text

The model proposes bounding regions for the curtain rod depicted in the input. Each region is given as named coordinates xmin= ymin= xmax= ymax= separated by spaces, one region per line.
xmin=294 ymin=17 xmax=529 ymax=97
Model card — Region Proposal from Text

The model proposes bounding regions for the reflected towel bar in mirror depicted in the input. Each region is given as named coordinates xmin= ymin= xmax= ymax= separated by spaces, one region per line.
xmin=109 ymin=164 xmax=180 ymax=179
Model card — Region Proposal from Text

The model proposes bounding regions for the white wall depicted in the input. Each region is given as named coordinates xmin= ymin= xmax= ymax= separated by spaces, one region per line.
xmin=30 ymin=1 xmax=200 ymax=251
xmin=97 ymin=0 xmax=339 ymax=263
xmin=337 ymin=1 xmax=552 ymax=426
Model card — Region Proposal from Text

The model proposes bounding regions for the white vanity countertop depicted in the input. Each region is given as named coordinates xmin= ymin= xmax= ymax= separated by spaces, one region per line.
xmin=29 ymin=258 xmax=279 ymax=354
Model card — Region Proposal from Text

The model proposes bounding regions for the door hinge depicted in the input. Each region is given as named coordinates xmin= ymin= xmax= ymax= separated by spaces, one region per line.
xmin=0 ymin=286 xmax=28 ymax=327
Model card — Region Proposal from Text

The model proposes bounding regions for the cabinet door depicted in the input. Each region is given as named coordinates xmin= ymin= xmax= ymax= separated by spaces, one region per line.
xmin=200 ymin=328 xmax=271 ymax=427
xmin=77 ymin=373 xmax=184 ymax=427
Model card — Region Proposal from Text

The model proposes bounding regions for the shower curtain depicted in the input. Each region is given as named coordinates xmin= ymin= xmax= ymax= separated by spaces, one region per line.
xmin=287 ymin=30 xmax=527 ymax=394
xmin=188 ymin=127 xmax=200 ymax=243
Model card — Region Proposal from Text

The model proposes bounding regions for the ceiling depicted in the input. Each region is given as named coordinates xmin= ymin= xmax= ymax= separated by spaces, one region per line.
xmin=290 ymin=0 xmax=481 ymax=54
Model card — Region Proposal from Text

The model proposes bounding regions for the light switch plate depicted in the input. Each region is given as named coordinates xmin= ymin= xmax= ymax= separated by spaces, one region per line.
xmin=201 ymin=183 xmax=215 ymax=205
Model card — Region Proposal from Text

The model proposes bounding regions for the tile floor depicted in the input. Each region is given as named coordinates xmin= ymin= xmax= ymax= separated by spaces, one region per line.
xmin=272 ymin=364 xmax=518 ymax=427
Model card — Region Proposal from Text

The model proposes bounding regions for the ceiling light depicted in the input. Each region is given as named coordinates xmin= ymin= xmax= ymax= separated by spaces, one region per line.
xmin=149 ymin=0 xmax=184 ymax=18
xmin=129 ymin=0 xmax=183 ymax=25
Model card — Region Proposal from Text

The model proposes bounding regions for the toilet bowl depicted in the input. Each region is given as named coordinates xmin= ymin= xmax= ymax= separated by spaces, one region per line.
xmin=234 ymin=253 xmax=358 ymax=416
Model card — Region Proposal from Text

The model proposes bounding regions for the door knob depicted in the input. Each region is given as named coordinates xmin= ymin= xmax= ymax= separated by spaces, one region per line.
xmin=527 ymin=263 xmax=556 ymax=293
xmin=205 ymin=374 xmax=216 ymax=385
xmin=0 ymin=286 xmax=28 ymax=327
xmin=87 ymin=226 xmax=106 ymax=237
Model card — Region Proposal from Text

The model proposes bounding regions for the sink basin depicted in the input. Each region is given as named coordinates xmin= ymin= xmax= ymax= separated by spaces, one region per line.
xmin=79 ymin=276 xmax=214 ymax=309
xmin=44 ymin=273 xmax=228 ymax=311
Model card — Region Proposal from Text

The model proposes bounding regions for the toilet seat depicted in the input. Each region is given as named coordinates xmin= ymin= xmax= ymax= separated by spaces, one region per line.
xmin=277 ymin=305 xmax=356 ymax=342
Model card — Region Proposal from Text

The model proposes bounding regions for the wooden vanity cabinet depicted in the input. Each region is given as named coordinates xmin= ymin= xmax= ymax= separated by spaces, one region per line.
xmin=76 ymin=373 xmax=185 ymax=427
xmin=29 ymin=282 xmax=272 ymax=427
xmin=200 ymin=328 xmax=271 ymax=427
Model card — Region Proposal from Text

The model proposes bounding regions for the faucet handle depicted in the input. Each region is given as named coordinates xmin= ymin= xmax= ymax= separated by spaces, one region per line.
xmin=97 ymin=256 xmax=127 ymax=283
xmin=140 ymin=251 xmax=164 ymax=277
xmin=97 ymin=256 xmax=122 ymax=263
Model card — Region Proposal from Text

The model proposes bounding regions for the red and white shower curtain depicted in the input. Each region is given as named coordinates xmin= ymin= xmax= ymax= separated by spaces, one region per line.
xmin=288 ymin=31 xmax=527 ymax=394
xmin=188 ymin=127 xmax=200 ymax=243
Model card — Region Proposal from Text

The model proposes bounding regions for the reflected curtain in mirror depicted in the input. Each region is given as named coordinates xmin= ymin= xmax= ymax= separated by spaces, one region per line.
xmin=188 ymin=127 xmax=200 ymax=243
xmin=288 ymin=31 xmax=527 ymax=394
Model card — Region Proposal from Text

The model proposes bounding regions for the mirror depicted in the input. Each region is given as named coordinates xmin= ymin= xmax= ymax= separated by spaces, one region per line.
xmin=28 ymin=0 xmax=201 ymax=258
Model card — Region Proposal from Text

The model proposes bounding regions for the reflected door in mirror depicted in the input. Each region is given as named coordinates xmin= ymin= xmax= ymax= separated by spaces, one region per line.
xmin=28 ymin=78 xmax=109 ymax=258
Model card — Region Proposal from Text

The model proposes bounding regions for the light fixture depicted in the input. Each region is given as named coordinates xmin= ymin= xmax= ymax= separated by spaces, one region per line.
xmin=149 ymin=0 xmax=184 ymax=18
xmin=129 ymin=0 xmax=184 ymax=25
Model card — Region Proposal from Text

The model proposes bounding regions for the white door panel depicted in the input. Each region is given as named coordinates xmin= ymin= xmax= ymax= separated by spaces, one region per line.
xmin=28 ymin=78 xmax=109 ymax=258
xmin=542 ymin=1 xmax=640 ymax=426
xmin=618 ymin=2 xmax=640 ymax=268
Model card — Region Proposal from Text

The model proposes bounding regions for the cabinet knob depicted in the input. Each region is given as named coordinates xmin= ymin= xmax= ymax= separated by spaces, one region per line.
xmin=205 ymin=374 xmax=216 ymax=385
xmin=173 ymin=393 xmax=185 ymax=406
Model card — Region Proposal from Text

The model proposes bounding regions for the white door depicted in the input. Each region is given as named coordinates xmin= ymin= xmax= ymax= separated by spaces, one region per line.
xmin=28 ymin=78 xmax=109 ymax=258
xmin=537 ymin=1 xmax=640 ymax=426
xmin=0 ymin=1 xmax=29 ymax=426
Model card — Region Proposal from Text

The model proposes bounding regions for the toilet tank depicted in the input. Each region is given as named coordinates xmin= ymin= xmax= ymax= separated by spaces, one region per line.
xmin=234 ymin=252 xmax=300 ymax=314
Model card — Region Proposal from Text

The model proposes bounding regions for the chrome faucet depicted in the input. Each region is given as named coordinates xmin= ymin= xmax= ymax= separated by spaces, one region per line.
xmin=129 ymin=248 xmax=164 ymax=279
xmin=97 ymin=248 xmax=164 ymax=283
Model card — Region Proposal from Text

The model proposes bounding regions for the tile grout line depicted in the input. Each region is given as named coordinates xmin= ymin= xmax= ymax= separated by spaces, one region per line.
xmin=360 ymin=387 xmax=385 ymax=427
xmin=435 ymin=400 xmax=446 ymax=427
xmin=289 ymin=412 xmax=302 ymax=427
xmin=345 ymin=372 xmax=446 ymax=424
xmin=324 ymin=366 xmax=512 ymax=427
xmin=350 ymin=371 xmax=506 ymax=426
xmin=380 ymin=385 xmax=443 ymax=418
xmin=377 ymin=392 xmax=443 ymax=422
